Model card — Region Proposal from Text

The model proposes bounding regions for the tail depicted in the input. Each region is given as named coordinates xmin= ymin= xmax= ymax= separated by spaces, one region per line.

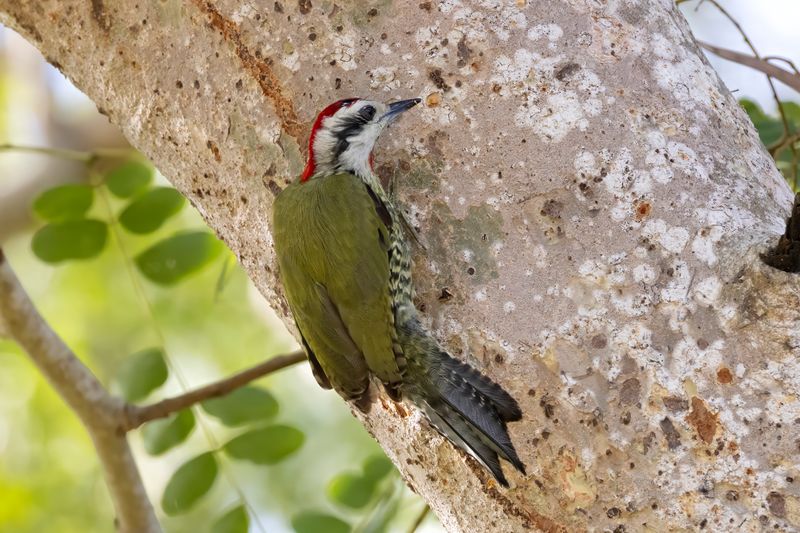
xmin=399 ymin=319 xmax=525 ymax=487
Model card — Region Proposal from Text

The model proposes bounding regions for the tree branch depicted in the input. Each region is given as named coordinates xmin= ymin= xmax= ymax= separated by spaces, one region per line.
xmin=0 ymin=249 xmax=160 ymax=533
xmin=699 ymin=41 xmax=800 ymax=93
xmin=690 ymin=0 xmax=798 ymax=186
xmin=124 ymin=350 xmax=306 ymax=430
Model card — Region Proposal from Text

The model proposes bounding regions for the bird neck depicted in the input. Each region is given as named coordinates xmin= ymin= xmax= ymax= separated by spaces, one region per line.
xmin=354 ymin=166 xmax=392 ymax=208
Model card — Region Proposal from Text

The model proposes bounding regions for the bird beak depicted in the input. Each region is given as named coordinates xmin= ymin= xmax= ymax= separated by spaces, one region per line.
xmin=381 ymin=98 xmax=422 ymax=124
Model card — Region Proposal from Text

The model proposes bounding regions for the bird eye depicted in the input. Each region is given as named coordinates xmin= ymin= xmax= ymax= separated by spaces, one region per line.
xmin=359 ymin=105 xmax=376 ymax=121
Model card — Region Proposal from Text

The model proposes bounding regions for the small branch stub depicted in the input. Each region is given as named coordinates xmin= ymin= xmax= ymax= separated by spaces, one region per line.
xmin=762 ymin=192 xmax=800 ymax=272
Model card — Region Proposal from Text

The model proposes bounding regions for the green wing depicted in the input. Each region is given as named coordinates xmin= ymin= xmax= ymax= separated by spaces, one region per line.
xmin=272 ymin=173 xmax=402 ymax=399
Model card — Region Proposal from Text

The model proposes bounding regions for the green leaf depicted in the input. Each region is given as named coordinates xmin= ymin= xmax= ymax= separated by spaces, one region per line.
xmin=362 ymin=455 xmax=394 ymax=484
xmin=740 ymin=99 xmax=767 ymax=122
xmin=115 ymin=347 xmax=168 ymax=402
xmin=31 ymin=219 xmax=107 ymax=263
xmin=32 ymin=184 xmax=94 ymax=221
xmin=756 ymin=119 xmax=785 ymax=147
xmin=105 ymin=161 xmax=153 ymax=198
xmin=782 ymin=101 xmax=800 ymax=129
xmin=201 ymin=386 xmax=279 ymax=426
xmin=118 ymin=187 xmax=185 ymax=234
xmin=211 ymin=505 xmax=249 ymax=533
xmin=739 ymin=98 xmax=785 ymax=146
xmin=161 ymin=452 xmax=217 ymax=515
xmin=135 ymin=231 xmax=224 ymax=285
xmin=327 ymin=472 xmax=375 ymax=509
xmin=291 ymin=512 xmax=350 ymax=533
xmin=223 ymin=425 xmax=304 ymax=465
xmin=142 ymin=410 xmax=195 ymax=455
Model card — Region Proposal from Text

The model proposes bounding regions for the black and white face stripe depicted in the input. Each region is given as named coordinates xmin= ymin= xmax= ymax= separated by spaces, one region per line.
xmin=310 ymin=99 xmax=388 ymax=179
xmin=307 ymin=98 xmax=420 ymax=181
xmin=332 ymin=104 xmax=377 ymax=160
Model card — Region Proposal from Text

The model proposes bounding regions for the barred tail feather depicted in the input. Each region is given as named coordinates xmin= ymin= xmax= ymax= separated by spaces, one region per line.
xmin=441 ymin=354 xmax=523 ymax=423
xmin=421 ymin=400 xmax=509 ymax=487
xmin=435 ymin=349 xmax=526 ymax=473
xmin=400 ymin=320 xmax=525 ymax=486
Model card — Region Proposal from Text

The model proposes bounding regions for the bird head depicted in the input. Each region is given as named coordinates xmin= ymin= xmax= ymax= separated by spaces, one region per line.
xmin=300 ymin=97 xmax=421 ymax=182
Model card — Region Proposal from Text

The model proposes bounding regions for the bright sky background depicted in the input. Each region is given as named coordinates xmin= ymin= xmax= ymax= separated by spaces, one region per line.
xmin=682 ymin=0 xmax=800 ymax=112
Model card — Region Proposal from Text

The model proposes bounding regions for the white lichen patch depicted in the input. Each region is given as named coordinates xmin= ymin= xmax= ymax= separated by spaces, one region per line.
xmin=692 ymin=276 xmax=721 ymax=306
xmin=415 ymin=22 xmax=442 ymax=48
xmin=642 ymin=219 xmax=690 ymax=255
xmin=491 ymin=43 xmax=606 ymax=142
xmin=610 ymin=322 xmax=663 ymax=374
xmin=666 ymin=141 xmax=709 ymax=181
xmin=643 ymin=132 xmax=711 ymax=188
xmin=669 ymin=339 xmax=723 ymax=385
xmin=712 ymin=395 xmax=755 ymax=438
xmin=491 ymin=48 xmax=547 ymax=85
xmin=527 ymin=23 xmax=563 ymax=44
xmin=650 ymin=33 xmax=675 ymax=60
xmin=693 ymin=193 xmax=761 ymax=246
xmin=578 ymin=259 xmax=608 ymax=286
xmin=690 ymin=226 xmax=723 ymax=267
xmin=652 ymin=53 xmax=720 ymax=111
xmin=574 ymin=150 xmax=597 ymax=176
xmin=368 ymin=67 xmax=399 ymax=91
xmin=419 ymin=102 xmax=457 ymax=127
xmin=632 ymin=263 xmax=657 ymax=284
xmin=230 ymin=4 xmax=257 ymax=23
xmin=658 ymin=259 xmax=691 ymax=303
xmin=611 ymin=288 xmax=654 ymax=317
xmin=515 ymin=91 xmax=590 ymax=143
xmin=439 ymin=0 xmax=528 ymax=42
xmin=490 ymin=241 xmax=504 ymax=257
xmin=602 ymin=148 xmax=634 ymax=197
xmin=644 ymin=131 xmax=673 ymax=183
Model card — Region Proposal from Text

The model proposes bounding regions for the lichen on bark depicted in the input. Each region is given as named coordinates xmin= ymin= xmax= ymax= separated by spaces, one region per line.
xmin=1 ymin=0 xmax=799 ymax=531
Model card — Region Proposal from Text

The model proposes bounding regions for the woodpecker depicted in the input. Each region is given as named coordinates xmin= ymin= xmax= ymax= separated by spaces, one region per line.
xmin=272 ymin=97 xmax=525 ymax=486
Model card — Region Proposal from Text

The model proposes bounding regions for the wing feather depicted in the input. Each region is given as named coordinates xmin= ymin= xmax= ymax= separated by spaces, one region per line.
xmin=272 ymin=173 xmax=401 ymax=398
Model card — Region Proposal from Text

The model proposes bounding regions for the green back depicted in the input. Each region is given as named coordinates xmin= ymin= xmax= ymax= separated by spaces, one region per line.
xmin=272 ymin=173 xmax=401 ymax=399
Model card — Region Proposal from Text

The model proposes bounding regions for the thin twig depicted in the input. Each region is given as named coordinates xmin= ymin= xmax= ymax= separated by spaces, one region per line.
xmin=694 ymin=1 xmax=793 ymax=127
xmin=698 ymin=43 xmax=800 ymax=95
xmin=692 ymin=0 xmax=799 ymax=185
xmin=407 ymin=504 xmax=431 ymax=533
xmin=124 ymin=350 xmax=306 ymax=430
xmin=0 ymin=143 xmax=91 ymax=161
xmin=0 ymin=143 xmax=138 ymax=162
xmin=0 ymin=249 xmax=160 ymax=533
xmin=763 ymin=56 xmax=800 ymax=76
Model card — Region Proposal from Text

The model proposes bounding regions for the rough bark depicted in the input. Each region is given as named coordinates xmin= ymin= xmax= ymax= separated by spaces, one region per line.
xmin=2 ymin=0 xmax=799 ymax=531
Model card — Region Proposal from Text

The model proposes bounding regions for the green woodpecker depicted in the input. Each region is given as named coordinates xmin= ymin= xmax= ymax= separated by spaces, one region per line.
xmin=272 ymin=97 xmax=525 ymax=486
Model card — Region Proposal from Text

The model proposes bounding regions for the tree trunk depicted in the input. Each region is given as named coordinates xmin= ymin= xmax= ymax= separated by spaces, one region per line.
xmin=2 ymin=0 xmax=798 ymax=530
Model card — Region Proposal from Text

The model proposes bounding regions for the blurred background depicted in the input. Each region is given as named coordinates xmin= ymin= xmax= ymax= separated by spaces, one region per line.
xmin=0 ymin=2 xmax=798 ymax=532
